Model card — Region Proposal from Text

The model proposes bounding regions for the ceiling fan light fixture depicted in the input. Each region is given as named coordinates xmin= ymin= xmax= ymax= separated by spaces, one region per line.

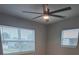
xmin=43 ymin=15 xmax=49 ymax=20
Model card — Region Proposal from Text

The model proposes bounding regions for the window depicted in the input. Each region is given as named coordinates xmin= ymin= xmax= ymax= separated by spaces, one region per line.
xmin=0 ymin=25 xmax=35 ymax=54
xmin=61 ymin=29 xmax=79 ymax=48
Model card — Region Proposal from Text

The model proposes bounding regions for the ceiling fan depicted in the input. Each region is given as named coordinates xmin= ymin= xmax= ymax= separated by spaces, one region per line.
xmin=22 ymin=4 xmax=71 ymax=22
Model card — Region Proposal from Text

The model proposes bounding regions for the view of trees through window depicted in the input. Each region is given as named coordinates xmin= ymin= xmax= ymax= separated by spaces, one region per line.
xmin=0 ymin=25 xmax=35 ymax=54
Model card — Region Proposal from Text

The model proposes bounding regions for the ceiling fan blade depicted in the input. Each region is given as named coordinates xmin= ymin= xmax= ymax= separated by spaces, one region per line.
xmin=49 ymin=7 xmax=71 ymax=14
xmin=23 ymin=11 xmax=42 ymax=14
xmin=32 ymin=15 xmax=42 ymax=19
xmin=50 ymin=14 xmax=65 ymax=18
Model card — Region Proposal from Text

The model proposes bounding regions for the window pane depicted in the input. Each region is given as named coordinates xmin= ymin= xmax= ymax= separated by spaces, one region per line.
xmin=20 ymin=29 xmax=35 ymax=41
xmin=2 ymin=26 xmax=18 ymax=40
xmin=1 ymin=26 xmax=19 ymax=54
xmin=20 ymin=29 xmax=35 ymax=51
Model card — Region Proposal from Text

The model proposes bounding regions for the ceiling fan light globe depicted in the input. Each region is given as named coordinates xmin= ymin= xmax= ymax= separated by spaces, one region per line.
xmin=43 ymin=15 xmax=49 ymax=20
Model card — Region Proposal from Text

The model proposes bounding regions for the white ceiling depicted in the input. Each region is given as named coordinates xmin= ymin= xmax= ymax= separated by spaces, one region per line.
xmin=0 ymin=4 xmax=79 ymax=24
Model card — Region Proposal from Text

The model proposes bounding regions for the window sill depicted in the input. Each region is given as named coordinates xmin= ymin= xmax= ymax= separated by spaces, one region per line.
xmin=3 ymin=51 xmax=35 ymax=55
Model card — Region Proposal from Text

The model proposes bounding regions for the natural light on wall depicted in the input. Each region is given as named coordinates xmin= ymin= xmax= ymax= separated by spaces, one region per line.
xmin=0 ymin=25 xmax=35 ymax=54
xmin=61 ymin=29 xmax=79 ymax=48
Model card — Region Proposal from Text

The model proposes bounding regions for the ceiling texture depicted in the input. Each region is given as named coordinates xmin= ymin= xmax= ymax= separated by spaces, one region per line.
xmin=0 ymin=4 xmax=79 ymax=24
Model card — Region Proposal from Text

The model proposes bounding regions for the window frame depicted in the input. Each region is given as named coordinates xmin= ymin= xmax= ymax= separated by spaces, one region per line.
xmin=61 ymin=28 xmax=79 ymax=48
xmin=0 ymin=25 xmax=36 ymax=55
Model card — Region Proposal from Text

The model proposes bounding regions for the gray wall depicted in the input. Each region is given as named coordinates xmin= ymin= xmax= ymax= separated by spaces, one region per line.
xmin=47 ymin=15 xmax=79 ymax=55
xmin=0 ymin=13 xmax=47 ymax=55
